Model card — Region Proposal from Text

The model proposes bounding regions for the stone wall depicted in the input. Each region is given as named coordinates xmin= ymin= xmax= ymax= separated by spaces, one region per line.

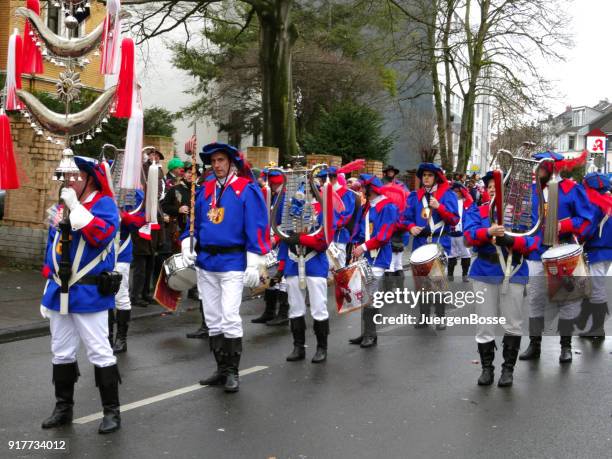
xmin=0 ymin=114 xmax=62 ymax=265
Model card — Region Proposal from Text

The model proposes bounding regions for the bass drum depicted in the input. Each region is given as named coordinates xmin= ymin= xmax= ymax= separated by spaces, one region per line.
xmin=163 ymin=253 xmax=197 ymax=291
xmin=541 ymin=244 xmax=590 ymax=303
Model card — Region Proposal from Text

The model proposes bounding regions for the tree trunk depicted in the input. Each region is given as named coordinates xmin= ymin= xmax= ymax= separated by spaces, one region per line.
xmin=257 ymin=0 xmax=298 ymax=163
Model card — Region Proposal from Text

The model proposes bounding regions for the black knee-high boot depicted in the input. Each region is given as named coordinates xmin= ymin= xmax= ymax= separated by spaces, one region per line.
xmin=108 ymin=309 xmax=115 ymax=347
xmin=94 ymin=364 xmax=121 ymax=434
xmin=113 ymin=310 xmax=130 ymax=354
xmin=287 ymin=316 xmax=306 ymax=361
xmin=187 ymin=300 xmax=209 ymax=339
xmin=579 ymin=302 xmax=608 ymax=341
xmin=447 ymin=257 xmax=457 ymax=281
xmin=200 ymin=334 xmax=226 ymax=386
xmin=267 ymin=291 xmax=289 ymax=326
xmin=519 ymin=317 xmax=544 ymax=360
xmin=42 ymin=362 xmax=80 ymax=429
xmin=558 ymin=318 xmax=574 ymax=364
xmin=360 ymin=307 xmax=378 ymax=348
xmin=223 ymin=337 xmax=242 ymax=393
xmin=461 ymin=258 xmax=471 ymax=282
xmin=477 ymin=341 xmax=495 ymax=386
xmin=498 ymin=335 xmax=521 ymax=387
xmin=252 ymin=289 xmax=277 ymax=323
xmin=312 ymin=319 xmax=329 ymax=363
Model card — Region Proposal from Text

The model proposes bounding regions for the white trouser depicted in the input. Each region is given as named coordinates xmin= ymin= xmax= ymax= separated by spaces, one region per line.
xmin=473 ymin=281 xmax=524 ymax=343
xmin=287 ymin=276 xmax=329 ymax=321
xmin=49 ymin=310 xmax=116 ymax=367
xmin=114 ymin=262 xmax=131 ymax=311
xmin=196 ymin=268 xmax=244 ymax=338
xmin=589 ymin=261 xmax=611 ymax=304
xmin=449 ymin=236 xmax=471 ymax=259
xmin=386 ymin=252 xmax=404 ymax=273
xmin=526 ymin=260 xmax=580 ymax=320
xmin=327 ymin=242 xmax=348 ymax=270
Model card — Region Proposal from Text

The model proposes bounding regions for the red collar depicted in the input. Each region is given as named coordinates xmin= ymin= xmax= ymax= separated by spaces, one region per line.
xmin=366 ymin=196 xmax=391 ymax=213
xmin=416 ymin=180 xmax=451 ymax=201
xmin=478 ymin=203 xmax=490 ymax=219
xmin=559 ymin=179 xmax=576 ymax=194
xmin=204 ymin=176 xmax=250 ymax=199
xmin=83 ymin=192 xmax=104 ymax=210
xmin=336 ymin=186 xmax=348 ymax=198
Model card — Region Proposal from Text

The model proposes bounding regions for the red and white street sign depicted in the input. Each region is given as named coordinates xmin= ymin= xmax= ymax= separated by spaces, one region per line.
xmin=586 ymin=128 xmax=607 ymax=154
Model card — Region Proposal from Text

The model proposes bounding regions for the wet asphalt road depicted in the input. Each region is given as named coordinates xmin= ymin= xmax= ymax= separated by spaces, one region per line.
xmin=1 ymin=288 xmax=612 ymax=459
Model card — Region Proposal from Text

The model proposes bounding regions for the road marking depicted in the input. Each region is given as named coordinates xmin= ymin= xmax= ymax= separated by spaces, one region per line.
xmin=73 ymin=365 xmax=268 ymax=424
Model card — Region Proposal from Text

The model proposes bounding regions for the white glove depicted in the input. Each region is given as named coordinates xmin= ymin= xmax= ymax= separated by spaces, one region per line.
xmin=182 ymin=237 xmax=197 ymax=265
xmin=60 ymin=187 xmax=79 ymax=211
xmin=40 ymin=304 xmax=50 ymax=320
xmin=244 ymin=252 xmax=266 ymax=288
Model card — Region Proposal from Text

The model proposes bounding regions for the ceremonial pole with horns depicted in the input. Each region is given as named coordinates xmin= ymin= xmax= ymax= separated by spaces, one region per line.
xmin=0 ymin=0 xmax=143 ymax=313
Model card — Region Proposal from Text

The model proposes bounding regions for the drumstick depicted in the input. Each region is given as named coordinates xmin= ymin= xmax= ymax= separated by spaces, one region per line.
xmin=189 ymin=137 xmax=197 ymax=252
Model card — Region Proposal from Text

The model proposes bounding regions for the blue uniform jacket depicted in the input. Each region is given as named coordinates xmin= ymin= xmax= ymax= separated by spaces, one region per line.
xmin=42 ymin=193 xmax=119 ymax=313
xmin=464 ymin=203 xmax=539 ymax=285
xmin=584 ymin=205 xmax=612 ymax=263
xmin=181 ymin=176 xmax=271 ymax=272
xmin=354 ymin=196 xmax=398 ymax=269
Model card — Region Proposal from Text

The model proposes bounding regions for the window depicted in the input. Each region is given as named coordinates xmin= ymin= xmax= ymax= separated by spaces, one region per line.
xmin=568 ymin=135 xmax=576 ymax=151
xmin=47 ymin=4 xmax=60 ymax=34
xmin=572 ymin=110 xmax=584 ymax=127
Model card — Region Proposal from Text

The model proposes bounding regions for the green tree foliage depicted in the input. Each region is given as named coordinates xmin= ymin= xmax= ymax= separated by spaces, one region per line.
xmin=303 ymin=101 xmax=393 ymax=162
xmin=143 ymin=107 xmax=177 ymax=138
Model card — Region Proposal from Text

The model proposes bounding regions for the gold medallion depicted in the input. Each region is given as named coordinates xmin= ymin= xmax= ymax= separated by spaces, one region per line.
xmin=207 ymin=206 xmax=225 ymax=224
xmin=421 ymin=207 xmax=431 ymax=220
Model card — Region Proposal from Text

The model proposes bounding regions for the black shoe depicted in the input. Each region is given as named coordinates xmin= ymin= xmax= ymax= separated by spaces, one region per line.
xmin=142 ymin=295 xmax=153 ymax=304
xmin=113 ymin=310 xmax=130 ymax=354
xmin=186 ymin=324 xmax=209 ymax=339
xmin=312 ymin=319 xmax=329 ymax=363
xmin=360 ymin=336 xmax=377 ymax=348
xmin=199 ymin=335 xmax=226 ymax=386
xmin=252 ymin=289 xmax=277 ymax=324
xmin=477 ymin=341 xmax=495 ymax=386
xmin=348 ymin=335 xmax=363 ymax=345
xmin=267 ymin=293 xmax=289 ymax=326
xmin=519 ymin=317 xmax=544 ymax=361
xmin=132 ymin=298 xmax=148 ymax=308
xmin=498 ymin=335 xmax=521 ymax=387
xmin=223 ymin=337 xmax=242 ymax=393
xmin=287 ymin=346 xmax=306 ymax=361
xmin=94 ymin=365 xmax=121 ymax=434
xmin=42 ymin=362 xmax=79 ymax=429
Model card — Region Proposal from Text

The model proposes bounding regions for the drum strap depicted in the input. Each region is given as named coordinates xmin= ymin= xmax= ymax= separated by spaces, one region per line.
xmin=364 ymin=207 xmax=379 ymax=260
xmin=288 ymin=249 xmax=317 ymax=264
xmin=599 ymin=215 xmax=609 ymax=238
xmin=421 ymin=195 xmax=445 ymax=242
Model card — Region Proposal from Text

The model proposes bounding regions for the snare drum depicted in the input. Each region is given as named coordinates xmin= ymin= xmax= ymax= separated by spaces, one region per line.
xmin=541 ymin=244 xmax=590 ymax=303
xmin=163 ymin=253 xmax=197 ymax=291
xmin=333 ymin=259 xmax=375 ymax=314
xmin=409 ymin=243 xmax=448 ymax=291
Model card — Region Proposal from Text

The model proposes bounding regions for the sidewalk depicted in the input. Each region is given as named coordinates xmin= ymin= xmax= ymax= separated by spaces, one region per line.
xmin=0 ymin=269 xmax=266 ymax=344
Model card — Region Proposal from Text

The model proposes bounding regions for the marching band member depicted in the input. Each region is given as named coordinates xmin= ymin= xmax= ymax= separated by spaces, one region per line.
xmin=41 ymin=156 xmax=122 ymax=434
xmin=402 ymin=163 xmax=459 ymax=328
xmin=519 ymin=151 xmax=593 ymax=364
xmin=382 ymin=165 xmax=407 ymax=279
xmin=448 ymin=182 xmax=473 ymax=282
xmin=576 ymin=172 xmax=612 ymax=341
xmin=279 ymin=218 xmax=333 ymax=363
xmin=349 ymin=174 xmax=398 ymax=348
xmin=253 ymin=166 xmax=290 ymax=326
xmin=109 ymin=190 xmax=146 ymax=354
xmin=181 ymin=143 xmax=270 ymax=393
xmin=464 ymin=172 xmax=538 ymax=387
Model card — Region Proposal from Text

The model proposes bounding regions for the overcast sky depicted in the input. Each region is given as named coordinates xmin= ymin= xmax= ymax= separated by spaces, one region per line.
xmin=543 ymin=0 xmax=612 ymax=113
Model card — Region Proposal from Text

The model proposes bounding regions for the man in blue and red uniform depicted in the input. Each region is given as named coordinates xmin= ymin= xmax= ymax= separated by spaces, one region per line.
xmin=464 ymin=172 xmax=539 ymax=387
xmin=519 ymin=151 xmax=593 ymax=364
xmin=40 ymin=156 xmax=122 ymax=434
xmin=278 ymin=211 xmax=333 ymax=363
xmin=252 ymin=166 xmax=290 ymax=326
xmin=182 ymin=143 xmax=270 ymax=393
xmin=349 ymin=174 xmax=398 ymax=348
xmin=401 ymin=163 xmax=459 ymax=328
xmin=448 ymin=182 xmax=473 ymax=282
xmin=576 ymin=172 xmax=612 ymax=341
